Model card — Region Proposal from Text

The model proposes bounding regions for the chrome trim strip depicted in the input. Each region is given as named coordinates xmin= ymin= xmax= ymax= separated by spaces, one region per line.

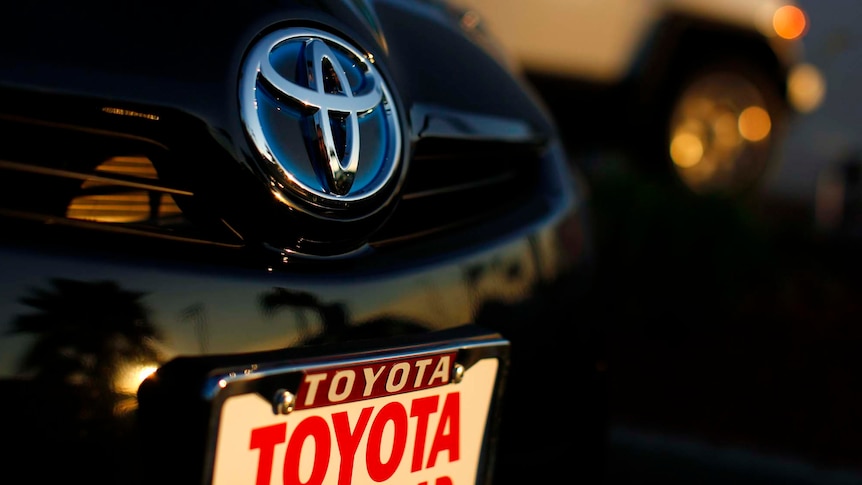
xmin=0 ymin=113 xmax=169 ymax=150
xmin=410 ymin=103 xmax=542 ymax=143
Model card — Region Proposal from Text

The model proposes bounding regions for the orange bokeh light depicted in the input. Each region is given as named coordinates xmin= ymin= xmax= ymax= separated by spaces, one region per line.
xmin=773 ymin=5 xmax=808 ymax=40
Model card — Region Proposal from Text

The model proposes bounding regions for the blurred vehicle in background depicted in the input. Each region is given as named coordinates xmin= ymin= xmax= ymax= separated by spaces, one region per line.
xmin=453 ymin=0 xmax=825 ymax=196
xmin=449 ymin=2 xmax=862 ymax=484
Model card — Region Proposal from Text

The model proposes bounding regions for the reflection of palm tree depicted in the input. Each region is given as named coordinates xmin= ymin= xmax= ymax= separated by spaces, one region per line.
xmin=9 ymin=278 xmax=161 ymax=421
xmin=259 ymin=288 xmax=347 ymax=340
xmin=180 ymin=302 xmax=209 ymax=353
xmin=8 ymin=278 xmax=162 ymax=485
xmin=259 ymin=287 xmax=426 ymax=344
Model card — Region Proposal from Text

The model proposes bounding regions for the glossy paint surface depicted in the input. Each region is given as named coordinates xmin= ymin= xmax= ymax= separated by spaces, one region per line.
xmin=0 ymin=1 xmax=599 ymax=484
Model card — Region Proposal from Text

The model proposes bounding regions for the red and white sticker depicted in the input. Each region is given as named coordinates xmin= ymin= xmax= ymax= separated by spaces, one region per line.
xmin=211 ymin=354 xmax=498 ymax=485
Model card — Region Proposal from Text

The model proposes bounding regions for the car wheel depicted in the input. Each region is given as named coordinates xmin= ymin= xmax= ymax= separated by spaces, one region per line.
xmin=661 ymin=62 xmax=786 ymax=196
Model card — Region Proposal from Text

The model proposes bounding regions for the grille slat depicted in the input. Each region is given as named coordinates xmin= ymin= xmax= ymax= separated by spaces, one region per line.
xmin=0 ymin=159 xmax=194 ymax=196
xmin=401 ymin=172 xmax=517 ymax=201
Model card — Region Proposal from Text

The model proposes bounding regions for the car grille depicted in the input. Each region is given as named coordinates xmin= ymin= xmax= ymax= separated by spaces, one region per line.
xmin=0 ymin=113 xmax=544 ymax=253
xmin=369 ymin=137 xmax=544 ymax=247
xmin=0 ymin=114 xmax=245 ymax=247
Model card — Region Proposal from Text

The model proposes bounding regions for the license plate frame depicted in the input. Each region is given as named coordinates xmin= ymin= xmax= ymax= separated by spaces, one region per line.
xmin=202 ymin=333 xmax=510 ymax=485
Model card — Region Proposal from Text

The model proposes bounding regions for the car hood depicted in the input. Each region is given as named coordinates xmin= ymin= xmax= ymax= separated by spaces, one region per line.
xmin=0 ymin=0 xmax=554 ymax=142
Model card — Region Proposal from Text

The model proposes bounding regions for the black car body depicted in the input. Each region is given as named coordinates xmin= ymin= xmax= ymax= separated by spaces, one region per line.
xmin=0 ymin=1 xmax=599 ymax=485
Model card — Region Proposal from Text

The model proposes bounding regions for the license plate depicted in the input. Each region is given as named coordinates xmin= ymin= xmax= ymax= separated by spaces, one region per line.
xmin=204 ymin=336 xmax=508 ymax=485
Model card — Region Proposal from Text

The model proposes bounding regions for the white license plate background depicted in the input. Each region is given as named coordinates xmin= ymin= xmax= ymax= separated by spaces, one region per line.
xmin=212 ymin=358 xmax=499 ymax=485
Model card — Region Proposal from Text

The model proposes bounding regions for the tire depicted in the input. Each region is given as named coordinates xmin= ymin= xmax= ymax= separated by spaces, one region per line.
xmin=657 ymin=61 xmax=787 ymax=196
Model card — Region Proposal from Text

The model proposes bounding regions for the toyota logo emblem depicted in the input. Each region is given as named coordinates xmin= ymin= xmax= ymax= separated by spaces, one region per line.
xmin=240 ymin=27 xmax=403 ymax=217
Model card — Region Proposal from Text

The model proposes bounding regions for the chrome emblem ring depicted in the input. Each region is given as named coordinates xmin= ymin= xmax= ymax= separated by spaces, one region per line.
xmin=240 ymin=27 xmax=403 ymax=216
